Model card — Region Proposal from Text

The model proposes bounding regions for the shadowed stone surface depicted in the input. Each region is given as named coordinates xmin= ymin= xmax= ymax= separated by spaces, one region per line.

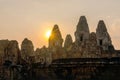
xmin=64 ymin=34 xmax=73 ymax=50
xmin=34 ymin=46 xmax=52 ymax=65
xmin=75 ymin=16 xmax=90 ymax=46
xmin=96 ymin=20 xmax=113 ymax=50
xmin=4 ymin=40 xmax=20 ymax=64
xmin=49 ymin=24 xmax=65 ymax=60
xmin=0 ymin=16 xmax=119 ymax=80
xmin=21 ymin=38 xmax=34 ymax=62
xmin=0 ymin=40 xmax=20 ymax=65
xmin=0 ymin=40 xmax=9 ymax=64
xmin=49 ymin=24 xmax=63 ymax=49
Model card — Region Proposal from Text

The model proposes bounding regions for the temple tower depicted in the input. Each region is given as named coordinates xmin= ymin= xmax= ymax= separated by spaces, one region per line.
xmin=64 ymin=34 xmax=73 ymax=49
xmin=96 ymin=20 xmax=114 ymax=50
xmin=49 ymin=24 xmax=65 ymax=60
xmin=75 ymin=16 xmax=90 ymax=45
xmin=49 ymin=24 xmax=63 ymax=50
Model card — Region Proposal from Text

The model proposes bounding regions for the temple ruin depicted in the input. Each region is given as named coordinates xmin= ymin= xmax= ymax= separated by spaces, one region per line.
xmin=0 ymin=16 xmax=119 ymax=65
xmin=0 ymin=16 xmax=120 ymax=80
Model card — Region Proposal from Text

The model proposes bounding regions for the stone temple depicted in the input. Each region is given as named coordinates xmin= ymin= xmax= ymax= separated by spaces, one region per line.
xmin=0 ymin=16 xmax=119 ymax=66
xmin=48 ymin=16 xmax=117 ymax=60
xmin=0 ymin=16 xmax=120 ymax=80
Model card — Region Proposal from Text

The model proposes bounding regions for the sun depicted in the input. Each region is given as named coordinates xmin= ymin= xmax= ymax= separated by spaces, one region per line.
xmin=45 ymin=30 xmax=51 ymax=38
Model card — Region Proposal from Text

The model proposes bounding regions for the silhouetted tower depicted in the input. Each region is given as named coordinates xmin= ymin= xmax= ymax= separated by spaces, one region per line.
xmin=64 ymin=34 xmax=73 ymax=49
xmin=96 ymin=20 xmax=114 ymax=50
xmin=75 ymin=16 xmax=90 ymax=45
xmin=49 ymin=24 xmax=63 ymax=51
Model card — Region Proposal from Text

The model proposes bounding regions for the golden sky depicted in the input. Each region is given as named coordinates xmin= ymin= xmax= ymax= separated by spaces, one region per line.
xmin=0 ymin=0 xmax=120 ymax=50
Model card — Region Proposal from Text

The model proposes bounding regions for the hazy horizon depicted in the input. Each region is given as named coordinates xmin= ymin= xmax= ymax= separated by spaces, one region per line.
xmin=0 ymin=0 xmax=120 ymax=50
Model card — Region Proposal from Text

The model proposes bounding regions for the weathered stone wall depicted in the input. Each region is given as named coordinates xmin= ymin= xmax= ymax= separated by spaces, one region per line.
xmin=0 ymin=40 xmax=9 ymax=64
xmin=34 ymin=46 xmax=52 ymax=65
xmin=0 ymin=40 xmax=20 ymax=65
xmin=4 ymin=40 xmax=20 ymax=64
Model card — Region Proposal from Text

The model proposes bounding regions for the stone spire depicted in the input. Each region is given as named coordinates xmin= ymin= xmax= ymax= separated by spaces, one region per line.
xmin=64 ymin=34 xmax=73 ymax=49
xmin=21 ymin=38 xmax=34 ymax=61
xmin=49 ymin=24 xmax=63 ymax=50
xmin=96 ymin=20 xmax=113 ymax=50
xmin=75 ymin=16 xmax=90 ymax=45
